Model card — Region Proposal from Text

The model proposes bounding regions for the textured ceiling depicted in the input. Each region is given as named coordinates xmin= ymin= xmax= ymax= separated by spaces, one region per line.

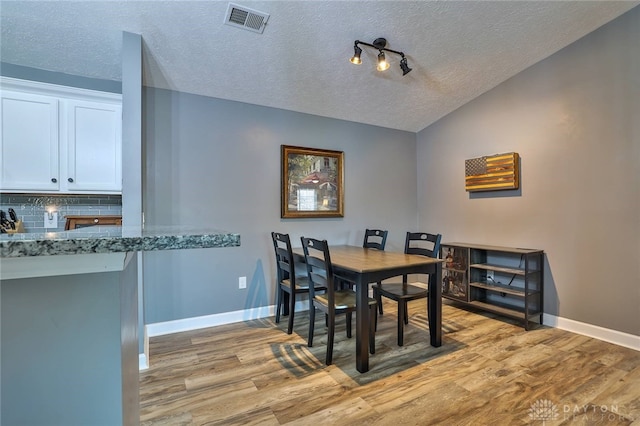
xmin=1 ymin=1 xmax=638 ymax=132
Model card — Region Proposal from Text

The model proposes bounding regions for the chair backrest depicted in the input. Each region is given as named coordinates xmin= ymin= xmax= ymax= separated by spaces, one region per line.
xmin=272 ymin=232 xmax=296 ymax=283
xmin=404 ymin=232 xmax=442 ymax=258
xmin=363 ymin=229 xmax=388 ymax=250
xmin=300 ymin=237 xmax=335 ymax=307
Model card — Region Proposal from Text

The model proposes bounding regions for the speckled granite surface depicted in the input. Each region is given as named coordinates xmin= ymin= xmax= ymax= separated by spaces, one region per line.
xmin=0 ymin=226 xmax=240 ymax=257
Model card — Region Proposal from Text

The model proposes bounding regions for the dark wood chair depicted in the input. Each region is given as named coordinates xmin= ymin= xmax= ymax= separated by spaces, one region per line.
xmin=363 ymin=229 xmax=388 ymax=250
xmin=362 ymin=229 xmax=388 ymax=329
xmin=272 ymin=232 xmax=326 ymax=334
xmin=301 ymin=236 xmax=377 ymax=365
xmin=338 ymin=229 xmax=388 ymax=292
xmin=372 ymin=231 xmax=442 ymax=346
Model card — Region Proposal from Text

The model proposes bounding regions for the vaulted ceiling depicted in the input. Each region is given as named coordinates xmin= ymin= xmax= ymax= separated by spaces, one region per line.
xmin=2 ymin=1 xmax=638 ymax=132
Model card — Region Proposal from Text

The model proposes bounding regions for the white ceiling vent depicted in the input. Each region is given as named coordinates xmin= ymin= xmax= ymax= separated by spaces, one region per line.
xmin=224 ymin=3 xmax=269 ymax=34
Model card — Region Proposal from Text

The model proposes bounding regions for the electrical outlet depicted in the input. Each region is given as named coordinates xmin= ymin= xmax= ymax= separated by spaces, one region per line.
xmin=44 ymin=211 xmax=58 ymax=229
xmin=238 ymin=276 xmax=246 ymax=289
xmin=486 ymin=271 xmax=494 ymax=282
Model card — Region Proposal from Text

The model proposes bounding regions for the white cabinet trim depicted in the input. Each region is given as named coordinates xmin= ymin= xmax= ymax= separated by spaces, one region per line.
xmin=1 ymin=76 xmax=121 ymax=104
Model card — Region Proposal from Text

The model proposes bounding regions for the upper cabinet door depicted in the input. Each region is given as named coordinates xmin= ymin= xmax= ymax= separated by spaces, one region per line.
xmin=66 ymin=100 xmax=122 ymax=192
xmin=0 ymin=91 xmax=60 ymax=191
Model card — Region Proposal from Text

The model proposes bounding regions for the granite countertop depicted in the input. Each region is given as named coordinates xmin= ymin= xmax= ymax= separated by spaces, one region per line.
xmin=0 ymin=226 xmax=240 ymax=258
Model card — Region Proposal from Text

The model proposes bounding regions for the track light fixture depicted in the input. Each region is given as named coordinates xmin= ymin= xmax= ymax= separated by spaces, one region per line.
xmin=350 ymin=45 xmax=363 ymax=65
xmin=377 ymin=51 xmax=389 ymax=71
xmin=399 ymin=57 xmax=411 ymax=75
xmin=350 ymin=38 xmax=412 ymax=76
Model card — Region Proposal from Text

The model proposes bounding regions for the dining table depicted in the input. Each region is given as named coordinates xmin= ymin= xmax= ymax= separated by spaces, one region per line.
xmin=293 ymin=244 xmax=443 ymax=373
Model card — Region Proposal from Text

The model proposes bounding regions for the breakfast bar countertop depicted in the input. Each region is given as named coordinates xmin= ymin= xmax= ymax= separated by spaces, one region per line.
xmin=0 ymin=226 xmax=241 ymax=258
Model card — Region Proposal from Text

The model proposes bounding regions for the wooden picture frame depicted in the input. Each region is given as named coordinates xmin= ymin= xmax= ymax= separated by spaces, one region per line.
xmin=281 ymin=145 xmax=344 ymax=218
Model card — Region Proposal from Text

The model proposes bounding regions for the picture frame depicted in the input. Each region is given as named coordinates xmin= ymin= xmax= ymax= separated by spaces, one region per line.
xmin=281 ymin=145 xmax=344 ymax=218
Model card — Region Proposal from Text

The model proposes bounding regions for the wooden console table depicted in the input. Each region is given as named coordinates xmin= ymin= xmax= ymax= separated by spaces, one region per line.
xmin=441 ymin=242 xmax=544 ymax=330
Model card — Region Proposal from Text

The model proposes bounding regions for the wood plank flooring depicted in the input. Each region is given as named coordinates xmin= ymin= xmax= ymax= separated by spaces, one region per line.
xmin=139 ymin=300 xmax=640 ymax=425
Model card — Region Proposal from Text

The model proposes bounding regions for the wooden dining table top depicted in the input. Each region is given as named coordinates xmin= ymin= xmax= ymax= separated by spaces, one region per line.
xmin=293 ymin=244 xmax=443 ymax=274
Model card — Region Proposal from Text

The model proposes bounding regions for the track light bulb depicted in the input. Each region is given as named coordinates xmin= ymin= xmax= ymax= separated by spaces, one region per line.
xmin=350 ymin=45 xmax=362 ymax=65
xmin=377 ymin=51 xmax=390 ymax=71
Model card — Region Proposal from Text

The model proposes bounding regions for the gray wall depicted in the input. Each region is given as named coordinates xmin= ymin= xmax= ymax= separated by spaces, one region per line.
xmin=142 ymin=90 xmax=417 ymax=323
xmin=120 ymin=31 xmax=145 ymax=357
xmin=121 ymin=31 xmax=143 ymax=232
xmin=416 ymin=7 xmax=640 ymax=335
xmin=1 ymin=258 xmax=138 ymax=425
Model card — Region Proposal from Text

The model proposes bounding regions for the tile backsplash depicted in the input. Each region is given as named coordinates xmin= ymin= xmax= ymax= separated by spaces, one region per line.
xmin=0 ymin=194 xmax=122 ymax=233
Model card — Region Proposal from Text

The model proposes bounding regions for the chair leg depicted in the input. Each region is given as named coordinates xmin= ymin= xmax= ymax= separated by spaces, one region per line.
xmin=308 ymin=305 xmax=316 ymax=347
xmin=287 ymin=291 xmax=296 ymax=334
xmin=326 ymin=312 xmax=335 ymax=365
xmin=374 ymin=306 xmax=378 ymax=332
xmin=426 ymin=297 xmax=430 ymax=333
xmin=374 ymin=285 xmax=384 ymax=315
xmin=404 ymin=301 xmax=409 ymax=325
xmin=397 ymin=300 xmax=405 ymax=346
xmin=346 ymin=312 xmax=352 ymax=338
xmin=369 ymin=306 xmax=376 ymax=354
xmin=283 ymin=292 xmax=290 ymax=316
xmin=275 ymin=287 xmax=282 ymax=324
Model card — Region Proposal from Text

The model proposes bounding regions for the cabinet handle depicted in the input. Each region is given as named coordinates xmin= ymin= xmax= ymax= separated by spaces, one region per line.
xmin=51 ymin=178 xmax=57 ymax=183
xmin=94 ymin=218 xmax=99 ymax=223
xmin=68 ymin=178 xmax=74 ymax=183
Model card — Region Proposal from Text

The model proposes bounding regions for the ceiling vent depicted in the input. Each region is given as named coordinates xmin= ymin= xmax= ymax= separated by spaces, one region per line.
xmin=224 ymin=3 xmax=269 ymax=34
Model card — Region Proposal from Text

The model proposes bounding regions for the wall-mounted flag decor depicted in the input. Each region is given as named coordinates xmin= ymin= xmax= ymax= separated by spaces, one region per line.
xmin=465 ymin=152 xmax=520 ymax=192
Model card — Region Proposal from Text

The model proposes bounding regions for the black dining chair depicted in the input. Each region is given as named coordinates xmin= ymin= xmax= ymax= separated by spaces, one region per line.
xmin=338 ymin=229 xmax=388 ymax=292
xmin=372 ymin=231 xmax=442 ymax=346
xmin=363 ymin=229 xmax=388 ymax=250
xmin=272 ymin=232 xmax=326 ymax=334
xmin=301 ymin=236 xmax=377 ymax=365
xmin=361 ymin=229 xmax=388 ymax=328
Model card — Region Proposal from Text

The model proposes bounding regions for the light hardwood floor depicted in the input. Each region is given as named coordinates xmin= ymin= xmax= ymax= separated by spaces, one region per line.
xmin=140 ymin=300 xmax=640 ymax=425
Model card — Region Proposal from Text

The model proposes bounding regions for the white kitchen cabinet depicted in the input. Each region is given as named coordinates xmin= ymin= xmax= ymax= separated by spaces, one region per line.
xmin=0 ymin=91 xmax=60 ymax=191
xmin=0 ymin=77 xmax=122 ymax=194
xmin=66 ymin=99 xmax=122 ymax=192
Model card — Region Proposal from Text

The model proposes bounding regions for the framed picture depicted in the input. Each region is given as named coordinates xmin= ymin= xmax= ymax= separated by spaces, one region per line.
xmin=281 ymin=145 xmax=344 ymax=218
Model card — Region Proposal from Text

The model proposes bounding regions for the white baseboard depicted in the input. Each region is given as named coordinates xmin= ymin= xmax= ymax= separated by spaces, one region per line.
xmin=146 ymin=306 xmax=272 ymax=337
xmin=138 ymin=306 xmax=639 ymax=370
xmin=139 ymin=353 xmax=148 ymax=370
xmin=543 ymin=314 xmax=639 ymax=351
xmin=139 ymin=325 xmax=149 ymax=370
xmin=145 ymin=300 xmax=309 ymax=338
